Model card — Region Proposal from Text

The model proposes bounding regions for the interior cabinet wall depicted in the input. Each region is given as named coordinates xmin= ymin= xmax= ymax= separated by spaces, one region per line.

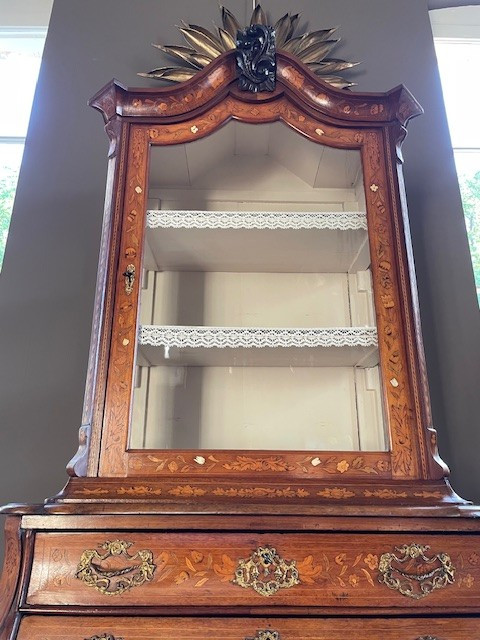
xmin=140 ymin=271 xmax=374 ymax=328
xmin=131 ymin=175 xmax=385 ymax=452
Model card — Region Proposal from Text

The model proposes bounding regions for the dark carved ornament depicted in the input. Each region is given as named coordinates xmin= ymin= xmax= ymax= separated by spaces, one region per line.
xmin=139 ymin=3 xmax=358 ymax=89
xmin=236 ymin=25 xmax=276 ymax=92
xmin=85 ymin=635 xmax=123 ymax=640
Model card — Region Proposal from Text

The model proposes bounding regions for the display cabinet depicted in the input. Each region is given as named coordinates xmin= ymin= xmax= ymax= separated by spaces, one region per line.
xmin=1 ymin=20 xmax=479 ymax=640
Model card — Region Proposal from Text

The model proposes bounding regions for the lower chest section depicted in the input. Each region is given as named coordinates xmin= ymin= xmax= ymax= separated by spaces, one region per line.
xmin=16 ymin=616 xmax=480 ymax=640
xmin=26 ymin=531 xmax=479 ymax=612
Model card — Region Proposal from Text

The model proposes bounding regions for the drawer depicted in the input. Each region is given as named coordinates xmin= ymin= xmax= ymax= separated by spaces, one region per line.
xmin=16 ymin=616 xmax=480 ymax=640
xmin=26 ymin=531 xmax=480 ymax=611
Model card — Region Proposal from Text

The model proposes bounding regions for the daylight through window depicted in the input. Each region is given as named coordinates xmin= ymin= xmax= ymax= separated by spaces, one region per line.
xmin=0 ymin=28 xmax=47 ymax=269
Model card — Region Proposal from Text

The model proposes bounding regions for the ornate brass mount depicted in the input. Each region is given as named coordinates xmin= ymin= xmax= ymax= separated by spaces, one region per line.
xmin=85 ymin=635 xmax=124 ymax=640
xmin=416 ymin=637 xmax=441 ymax=640
xmin=247 ymin=632 xmax=280 ymax=640
xmin=140 ymin=4 xmax=358 ymax=89
xmin=75 ymin=539 xmax=156 ymax=596
xmin=378 ymin=542 xmax=455 ymax=599
xmin=233 ymin=545 xmax=300 ymax=596
xmin=122 ymin=264 xmax=135 ymax=295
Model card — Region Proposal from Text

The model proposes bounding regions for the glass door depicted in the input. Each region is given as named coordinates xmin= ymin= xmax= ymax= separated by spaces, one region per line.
xmin=130 ymin=121 xmax=387 ymax=452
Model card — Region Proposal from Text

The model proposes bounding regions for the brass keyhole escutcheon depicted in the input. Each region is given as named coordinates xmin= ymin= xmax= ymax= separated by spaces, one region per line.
xmin=233 ymin=545 xmax=299 ymax=596
xmin=122 ymin=264 xmax=135 ymax=295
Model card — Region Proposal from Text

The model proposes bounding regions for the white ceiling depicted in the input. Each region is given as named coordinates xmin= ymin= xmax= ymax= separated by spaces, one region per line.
xmin=0 ymin=0 xmax=53 ymax=27
xmin=149 ymin=121 xmax=362 ymax=191
xmin=430 ymin=5 xmax=480 ymax=38
xmin=428 ymin=0 xmax=480 ymax=9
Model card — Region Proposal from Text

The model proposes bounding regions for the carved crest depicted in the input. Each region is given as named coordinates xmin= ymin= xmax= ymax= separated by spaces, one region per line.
xmin=236 ymin=25 xmax=276 ymax=92
xmin=140 ymin=4 xmax=358 ymax=89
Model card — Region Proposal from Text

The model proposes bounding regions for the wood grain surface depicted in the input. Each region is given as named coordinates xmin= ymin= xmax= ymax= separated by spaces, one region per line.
xmin=0 ymin=517 xmax=21 ymax=638
xmin=26 ymin=531 xmax=480 ymax=611
xmin=16 ymin=615 xmax=480 ymax=640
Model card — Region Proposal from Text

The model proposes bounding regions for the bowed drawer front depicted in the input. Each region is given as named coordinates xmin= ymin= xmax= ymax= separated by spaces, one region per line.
xmin=16 ymin=616 xmax=480 ymax=640
xmin=26 ymin=531 xmax=479 ymax=610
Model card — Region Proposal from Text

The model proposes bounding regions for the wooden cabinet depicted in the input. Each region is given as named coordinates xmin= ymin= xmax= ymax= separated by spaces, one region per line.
xmin=1 ymin=9 xmax=479 ymax=640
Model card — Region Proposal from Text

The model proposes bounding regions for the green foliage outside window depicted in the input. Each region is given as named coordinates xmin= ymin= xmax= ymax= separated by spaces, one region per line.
xmin=458 ymin=171 xmax=480 ymax=306
xmin=0 ymin=165 xmax=17 ymax=269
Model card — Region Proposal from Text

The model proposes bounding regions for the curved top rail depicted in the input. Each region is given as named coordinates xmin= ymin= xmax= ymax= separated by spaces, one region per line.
xmin=89 ymin=50 xmax=422 ymax=128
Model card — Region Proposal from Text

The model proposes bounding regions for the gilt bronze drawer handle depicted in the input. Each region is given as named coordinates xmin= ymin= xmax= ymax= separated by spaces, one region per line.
xmin=75 ymin=539 xmax=156 ymax=596
xmin=378 ymin=542 xmax=455 ymax=599
xmin=233 ymin=545 xmax=300 ymax=597
xmin=85 ymin=635 xmax=124 ymax=640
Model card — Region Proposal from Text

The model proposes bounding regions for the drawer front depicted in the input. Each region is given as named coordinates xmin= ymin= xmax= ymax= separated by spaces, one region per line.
xmin=16 ymin=616 xmax=480 ymax=640
xmin=26 ymin=532 xmax=480 ymax=610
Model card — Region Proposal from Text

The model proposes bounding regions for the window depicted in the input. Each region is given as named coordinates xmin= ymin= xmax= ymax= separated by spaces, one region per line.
xmin=0 ymin=28 xmax=48 ymax=269
xmin=431 ymin=8 xmax=480 ymax=306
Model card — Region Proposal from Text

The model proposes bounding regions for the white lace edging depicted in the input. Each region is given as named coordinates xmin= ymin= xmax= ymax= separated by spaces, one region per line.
xmin=139 ymin=325 xmax=378 ymax=349
xmin=146 ymin=210 xmax=367 ymax=231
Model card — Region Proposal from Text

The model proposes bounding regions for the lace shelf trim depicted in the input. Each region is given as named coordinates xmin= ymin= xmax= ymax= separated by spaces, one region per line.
xmin=146 ymin=210 xmax=368 ymax=231
xmin=139 ymin=325 xmax=378 ymax=349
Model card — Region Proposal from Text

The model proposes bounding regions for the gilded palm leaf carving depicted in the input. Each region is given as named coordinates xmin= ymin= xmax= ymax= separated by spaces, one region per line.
xmin=139 ymin=4 xmax=359 ymax=89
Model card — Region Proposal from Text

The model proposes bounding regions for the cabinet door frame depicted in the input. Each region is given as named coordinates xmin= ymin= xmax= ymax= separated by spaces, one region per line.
xmin=67 ymin=51 xmax=452 ymax=505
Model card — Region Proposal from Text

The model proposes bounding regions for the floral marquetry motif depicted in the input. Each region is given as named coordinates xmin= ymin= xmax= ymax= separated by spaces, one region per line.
xmin=67 ymin=478 xmax=458 ymax=504
xmin=362 ymin=131 xmax=422 ymax=479
xmin=233 ymin=546 xmax=300 ymax=597
xmin=130 ymin=452 xmax=391 ymax=477
xmin=378 ymin=543 xmax=455 ymax=600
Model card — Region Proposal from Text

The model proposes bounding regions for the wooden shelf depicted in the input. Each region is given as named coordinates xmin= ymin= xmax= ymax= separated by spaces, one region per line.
xmin=145 ymin=210 xmax=370 ymax=273
xmin=138 ymin=325 xmax=379 ymax=368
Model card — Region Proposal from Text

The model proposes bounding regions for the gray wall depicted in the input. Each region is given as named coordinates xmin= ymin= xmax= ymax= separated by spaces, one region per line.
xmin=1 ymin=0 xmax=479 ymax=559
